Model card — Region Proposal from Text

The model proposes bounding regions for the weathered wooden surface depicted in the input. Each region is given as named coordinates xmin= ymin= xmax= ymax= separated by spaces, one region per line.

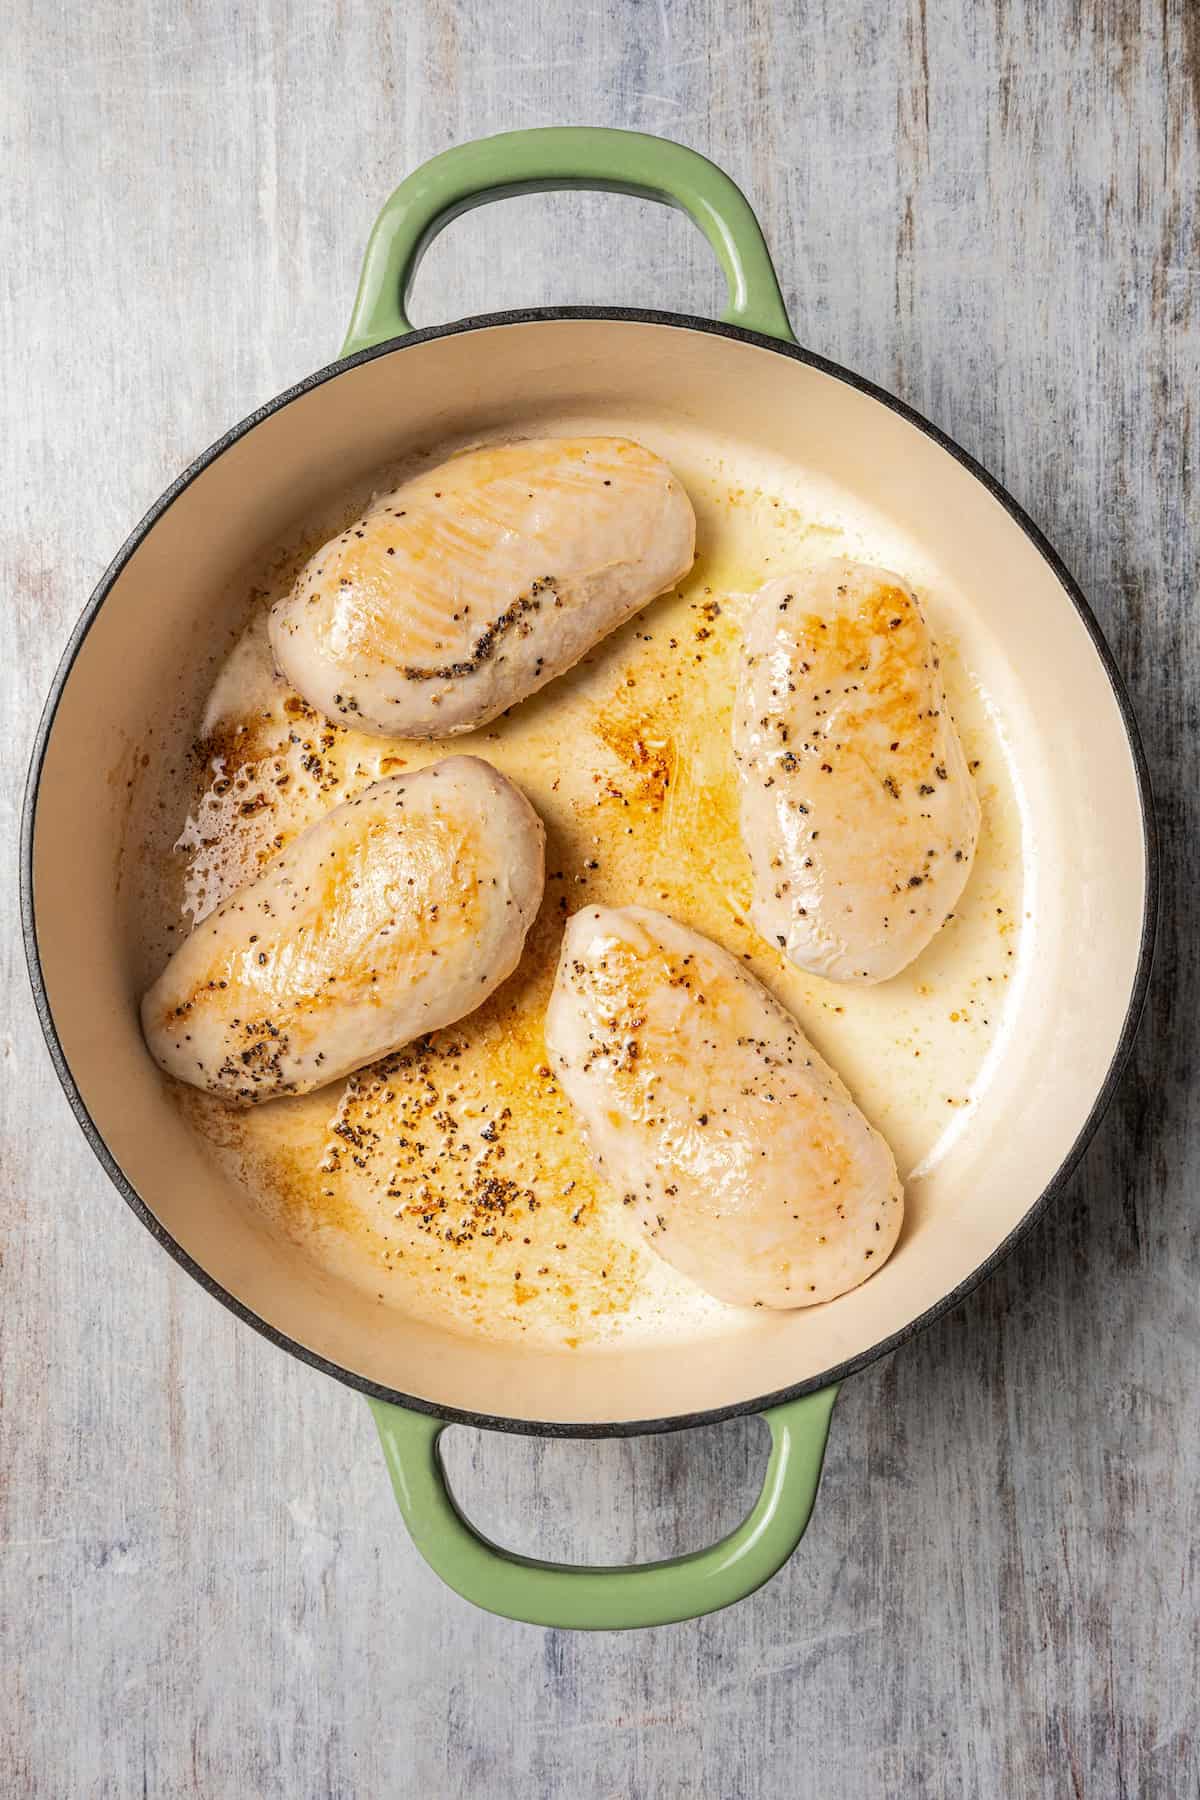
xmin=3 ymin=1 xmax=1197 ymax=1793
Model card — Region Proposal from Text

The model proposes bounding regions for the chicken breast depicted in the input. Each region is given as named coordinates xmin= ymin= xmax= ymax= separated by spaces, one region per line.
xmin=142 ymin=756 xmax=545 ymax=1104
xmin=545 ymin=906 xmax=902 ymax=1309
xmin=269 ymin=436 xmax=696 ymax=737
xmin=733 ymin=560 xmax=980 ymax=984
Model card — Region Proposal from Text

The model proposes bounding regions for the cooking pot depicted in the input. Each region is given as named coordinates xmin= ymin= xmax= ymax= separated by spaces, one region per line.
xmin=22 ymin=128 xmax=1156 ymax=1629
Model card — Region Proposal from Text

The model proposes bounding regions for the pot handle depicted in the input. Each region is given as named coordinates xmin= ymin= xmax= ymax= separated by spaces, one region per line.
xmin=341 ymin=126 xmax=795 ymax=354
xmin=368 ymin=1386 xmax=837 ymax=1630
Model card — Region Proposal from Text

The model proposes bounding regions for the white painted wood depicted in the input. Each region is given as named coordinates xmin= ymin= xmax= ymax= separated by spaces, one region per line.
xmin=3 ymin=1 xmax=1196 ymax=1792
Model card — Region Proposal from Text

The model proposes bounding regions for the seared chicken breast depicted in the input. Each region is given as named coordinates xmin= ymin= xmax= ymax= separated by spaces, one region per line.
xmin=545 ymin=906 xmax=902 ymax=1308
xmin=142 ymin=756 xmax=545 ymax=1104
xmin=733 ymin=560 xmax=980 ymax=983
xmin=269 ymin=437 xmax=696 ymax=737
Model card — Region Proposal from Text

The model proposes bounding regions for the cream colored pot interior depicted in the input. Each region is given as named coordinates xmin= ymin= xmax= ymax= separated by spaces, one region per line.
xmin=30 ymin=320 xmax=1149 ymax=1426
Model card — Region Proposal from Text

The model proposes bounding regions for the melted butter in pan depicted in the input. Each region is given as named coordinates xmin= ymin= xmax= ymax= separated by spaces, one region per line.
xmin=142 ymin=450 xmax=1026 ymax=1349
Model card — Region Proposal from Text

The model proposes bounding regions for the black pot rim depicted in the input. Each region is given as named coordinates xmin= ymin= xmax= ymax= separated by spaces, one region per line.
xmin=20 ymin=306 xmax=1160 ymax=1439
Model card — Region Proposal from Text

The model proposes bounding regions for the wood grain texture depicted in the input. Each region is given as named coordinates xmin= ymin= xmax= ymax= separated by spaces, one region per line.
xmin=2 ymin=0 xmax=1197 ymax=1793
